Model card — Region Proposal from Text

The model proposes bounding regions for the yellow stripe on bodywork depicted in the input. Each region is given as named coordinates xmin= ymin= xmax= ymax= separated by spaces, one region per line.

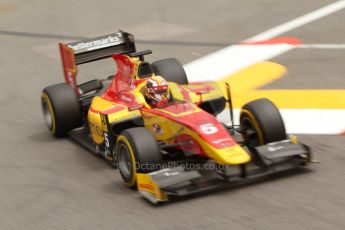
xmin=208 ymin=144 xmax=251 ymax=165
xmin=169 ymin=82 xmax=224 ymax=105
xmin=154 ymin=106 xmax=202 ymax=117
xmin=136 ymin=173 xmax=168 ymax=201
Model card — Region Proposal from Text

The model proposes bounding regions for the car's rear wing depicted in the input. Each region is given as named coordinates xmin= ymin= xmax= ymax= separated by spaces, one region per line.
xmin=59 ymin=31 xmax=136 ymax=95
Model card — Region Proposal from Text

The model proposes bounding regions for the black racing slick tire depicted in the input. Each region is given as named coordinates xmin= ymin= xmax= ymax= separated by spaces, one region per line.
xmin=151 ymin=58 xmax=189 ymax=84
xmin=240 ymin=98 xmax=286 ymax=147
xmin=41 ymin=83 xmax=82 ymax=138
xmin=115 ymin=127 xmax=163 ymax=188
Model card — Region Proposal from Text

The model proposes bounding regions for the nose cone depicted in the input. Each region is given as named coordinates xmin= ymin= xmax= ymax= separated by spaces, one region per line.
xmin=212 ymin=145 xmax=251 ymax=165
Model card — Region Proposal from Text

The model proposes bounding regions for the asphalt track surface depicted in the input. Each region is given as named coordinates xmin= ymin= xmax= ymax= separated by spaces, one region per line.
xmin=1 ymin=0 xmax=345 ymax=229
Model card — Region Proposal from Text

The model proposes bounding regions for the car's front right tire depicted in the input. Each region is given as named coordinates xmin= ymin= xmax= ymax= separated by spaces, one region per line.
xmin=151 ymin=58 xmax=189 ymax=84
xmin=240 ymin=98 xmax=286 ymax=147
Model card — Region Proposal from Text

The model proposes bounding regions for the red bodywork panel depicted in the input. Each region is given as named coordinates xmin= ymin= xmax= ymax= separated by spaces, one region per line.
xmin=101 ymin=54 xmax=145 ymax=111
xmin=142 ymin=103 xmax=237 ymax=150
xmin=103 ymin=54 xmax=135 ymax=101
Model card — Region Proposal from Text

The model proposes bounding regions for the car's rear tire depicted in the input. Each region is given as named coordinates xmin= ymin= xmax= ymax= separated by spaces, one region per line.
xmin=240 ymin=98 xmax=286 ymax=147
xmin=151 ymin=58 xmax=189 ymax=84
xmin=115 ymin=127 xmax=162 ymax=188
xmin=41 ymin=83 xmax=82 ymax=137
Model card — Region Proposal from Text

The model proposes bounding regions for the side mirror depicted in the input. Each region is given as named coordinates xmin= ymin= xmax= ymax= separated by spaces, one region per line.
xmin=195 ymin=90 xmax=210 ymax=106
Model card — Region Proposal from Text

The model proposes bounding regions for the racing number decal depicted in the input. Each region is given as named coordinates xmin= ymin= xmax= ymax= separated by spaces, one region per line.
xmin=100 ymin=113 xmax=112 ymax=159
xmin=200 ymin=123 xmax=218 ymax=134
xmin=104 ymin=133 xmax=110 ymax=150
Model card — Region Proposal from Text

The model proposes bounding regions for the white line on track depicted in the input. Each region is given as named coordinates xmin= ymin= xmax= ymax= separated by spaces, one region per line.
xmin=185 ymin=0 xmax=345 ymax=79
xmin=246 ymin=0 xmax=345 ymax=42
xmin=184 ymin=0 xmax=345 ymax=134
xmin=297 ymin=44 xmax=345 ymax=49
xmin=217 ymin=109 xmax=345 ymax=135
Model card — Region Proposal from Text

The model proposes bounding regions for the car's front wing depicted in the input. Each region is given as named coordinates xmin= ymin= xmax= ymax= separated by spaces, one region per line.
xmin=136 ymin=140 xmax=313 ymax=204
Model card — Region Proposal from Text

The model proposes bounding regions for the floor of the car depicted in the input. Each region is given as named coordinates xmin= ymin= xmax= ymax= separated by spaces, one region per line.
xmin=69 ymin=126 xmax=102 ymax=155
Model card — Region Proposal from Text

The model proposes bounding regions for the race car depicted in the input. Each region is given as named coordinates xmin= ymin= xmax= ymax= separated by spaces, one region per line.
xmin=41 ymin=31 xmax=313 ymax=203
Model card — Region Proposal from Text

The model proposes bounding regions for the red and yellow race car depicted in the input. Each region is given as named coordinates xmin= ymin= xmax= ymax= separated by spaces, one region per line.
xmin=41 ymin=31 xmax=312 ymax=203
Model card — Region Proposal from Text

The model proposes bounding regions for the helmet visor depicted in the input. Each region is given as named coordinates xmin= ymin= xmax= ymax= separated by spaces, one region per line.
xmin=152 ymin=85 xmax=168 ymax=94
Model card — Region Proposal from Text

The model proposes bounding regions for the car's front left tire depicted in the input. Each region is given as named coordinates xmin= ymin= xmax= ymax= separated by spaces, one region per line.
xmin=115 ymin=127 xmax=163 ymax=188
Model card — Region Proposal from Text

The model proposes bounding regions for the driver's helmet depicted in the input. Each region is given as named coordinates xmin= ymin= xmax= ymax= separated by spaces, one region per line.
xmin=145 ymin=75 xmax=170 ymax=103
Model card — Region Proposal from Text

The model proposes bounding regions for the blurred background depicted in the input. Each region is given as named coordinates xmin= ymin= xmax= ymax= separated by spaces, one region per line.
xmin=0 ymin=0 xmax=344 ymax=229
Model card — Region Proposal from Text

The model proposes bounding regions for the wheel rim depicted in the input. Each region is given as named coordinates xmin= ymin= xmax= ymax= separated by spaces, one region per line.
xmin=41 ymin=98 xmax=53 ymax=130
xmin=242 ymin=117 xmax=260 ymax=147
xmin=117 ymin=143 xmax=133 ymax=181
